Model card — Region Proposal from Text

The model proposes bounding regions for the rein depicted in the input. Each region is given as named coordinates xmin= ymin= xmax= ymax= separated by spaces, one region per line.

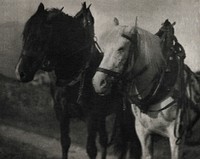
xmin=94 ymin=36 xmax=104 ymax=54
xmin=96 ymin=25 xmax=186 ymax=114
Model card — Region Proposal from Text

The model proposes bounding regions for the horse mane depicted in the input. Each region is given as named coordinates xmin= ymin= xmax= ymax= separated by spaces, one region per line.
xmin=196 ymin=71 xmax=200 ymax=75
xmin=22 ymin=7 xmax=86 ymax=55
xmin=135 ymin=27 xmax=165 ymax=73
xmin=22 ymin=8 xmax=61 ymax=50
xmin=99 ymin=24 xmax=164 ymax=75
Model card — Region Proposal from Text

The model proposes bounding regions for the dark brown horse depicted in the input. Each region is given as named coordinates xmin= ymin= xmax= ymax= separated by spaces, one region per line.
xmin=15 ymin=3 xmax=141 ymax=159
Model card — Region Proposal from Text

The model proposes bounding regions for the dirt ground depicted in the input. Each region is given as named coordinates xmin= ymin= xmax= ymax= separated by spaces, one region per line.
xmin=0 ymin=124 xmax=116 ymax=159
xmin=1 ymin=75 xmax=200 ymax=159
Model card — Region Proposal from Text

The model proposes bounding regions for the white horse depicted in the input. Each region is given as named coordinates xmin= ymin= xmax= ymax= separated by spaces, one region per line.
xmin=92 ymin=18 xmax=200 ymax=159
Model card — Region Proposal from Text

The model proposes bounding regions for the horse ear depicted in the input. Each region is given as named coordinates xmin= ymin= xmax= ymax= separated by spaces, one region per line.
xmin=134 ymin=16 xmax=138 ymax=33
xmin=113 ymin=17 xmax=119 ymax=26
xmin=36 ymin=3 xmax=45 ymax=13
xmin=86 ymin=4 xmax=94 ymax=25
xmin=75 ymin=2 xmax=87 ymax=18
xmin=60 ymin=7 xmax=64 ymax=12
xmin=172 ymin=22 xmax=176 ymax=26
xmin=129 ymin=17 xmax=138 ymax=34
xmin=82 ymin=4 xmax=94 ymax=27
xmin=82 ymin=2 xmax=87 ymax=10
xmin=87 ymin=10 xmax=94 ymax=25
xmin=87 ymin=4 xmax=92 ymax=10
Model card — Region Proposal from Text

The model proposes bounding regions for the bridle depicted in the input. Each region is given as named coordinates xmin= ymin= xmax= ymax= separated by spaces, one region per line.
xmin=20 ymin=34 xmax=93 ymax=73
xmin=96 ymin=34 xmax=130 ymax=80
xmin=95 ymin=32 xmax=177 ymax=113
xmin=96 ymin=33 xmax=148 ymax=81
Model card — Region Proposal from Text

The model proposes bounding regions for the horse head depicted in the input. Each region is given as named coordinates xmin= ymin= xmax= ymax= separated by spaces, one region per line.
xmin=15 ymin=3 xmax=51 ymax=82
xmin=75 ymin=2 xmax=94 ymax=41
xmin=15 ymin=3 xmax=95 ymax=83
xmin=93 ymin=18 xmax=163 ymax=96
xmin=92 ymin=18 xmax=135 ymax=95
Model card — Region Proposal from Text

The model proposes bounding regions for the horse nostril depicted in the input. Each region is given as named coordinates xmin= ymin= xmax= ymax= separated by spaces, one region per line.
xmin=100 ymin=79 xmax=107 ymax=88
xmin=20 ymin=72 xmax=26 ymax=79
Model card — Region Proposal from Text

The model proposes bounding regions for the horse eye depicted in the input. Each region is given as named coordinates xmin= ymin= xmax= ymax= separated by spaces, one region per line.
xmin=118 ymin=47 xmax=124 ymax=51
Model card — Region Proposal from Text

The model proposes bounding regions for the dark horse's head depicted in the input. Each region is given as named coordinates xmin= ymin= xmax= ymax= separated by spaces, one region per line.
xmin=15 ymin=2 xmax=94 ymax=82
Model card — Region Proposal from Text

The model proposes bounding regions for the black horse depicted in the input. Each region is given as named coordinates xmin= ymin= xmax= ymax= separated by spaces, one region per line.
xmin=15 ymin=3 xmax=141 ymax=159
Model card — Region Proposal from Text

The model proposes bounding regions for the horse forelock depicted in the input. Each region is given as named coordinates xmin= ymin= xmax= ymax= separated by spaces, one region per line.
xmin=22 ymin=9 xmax=49 ymax=51
xmin=99 ymin=25 xmax=127 ymax=51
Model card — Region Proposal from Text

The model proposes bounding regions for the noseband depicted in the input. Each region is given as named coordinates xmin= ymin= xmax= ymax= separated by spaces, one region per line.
xmin=96 ymin=67 xmax=121 ymax=78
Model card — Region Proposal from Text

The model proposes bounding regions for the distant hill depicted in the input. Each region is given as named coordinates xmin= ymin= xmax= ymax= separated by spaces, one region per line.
xmin=0 ymin=21 xmax=24 ymax=78
xmin=0 ymin=72 xmax=16 ymax=83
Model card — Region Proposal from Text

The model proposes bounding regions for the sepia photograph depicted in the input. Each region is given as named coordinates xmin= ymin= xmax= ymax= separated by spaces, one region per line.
xmin=0 ymin=0 xmax=200 ymax=158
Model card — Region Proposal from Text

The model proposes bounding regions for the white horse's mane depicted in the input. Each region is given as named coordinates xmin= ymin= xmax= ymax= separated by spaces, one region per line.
xmin=133 ymin=27 xmax=165 ymax=73
xmin=99 ymin=23 xmax=165 ymax=74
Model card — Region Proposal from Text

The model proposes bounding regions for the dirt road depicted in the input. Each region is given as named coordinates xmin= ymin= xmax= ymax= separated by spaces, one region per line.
xmin=0 ymin=124 xmax=115 ymax=159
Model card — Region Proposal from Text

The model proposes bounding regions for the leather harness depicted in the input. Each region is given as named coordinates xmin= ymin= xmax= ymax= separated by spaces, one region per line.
xmin=97 ymin=20 xmax=186 ymax=113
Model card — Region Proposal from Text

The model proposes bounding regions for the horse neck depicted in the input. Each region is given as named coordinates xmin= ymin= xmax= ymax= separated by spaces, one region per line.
xmin=53 ymin=18 xmax=95 ymax=53
xmin=54 ymin=37 xmax=94 ymax=82
xmin=132 ymin=61 xmax=161 ymax=98
xmin=47 ymin=15 xmax=95 ymax=81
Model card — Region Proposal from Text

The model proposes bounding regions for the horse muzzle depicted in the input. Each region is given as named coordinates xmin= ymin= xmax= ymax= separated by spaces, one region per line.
xmin=92 ymin=72 xmax=113 ymax=96
xmin=16 ymin=69 xmax=34 ymax=82
xmin=15 ymin=58 xmax=35 ymax=82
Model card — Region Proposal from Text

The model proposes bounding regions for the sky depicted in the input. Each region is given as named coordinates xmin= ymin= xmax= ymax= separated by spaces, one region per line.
xmin=0 ymin=0 xmax=200 ymax=74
